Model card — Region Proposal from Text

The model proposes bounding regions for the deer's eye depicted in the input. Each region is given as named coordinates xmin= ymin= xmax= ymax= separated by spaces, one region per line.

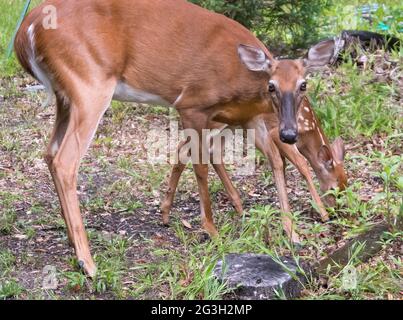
xmin=268 ymin=83 xmax=276 ymax=93
xmin=300 ymin=82 xmax=307 ymax=91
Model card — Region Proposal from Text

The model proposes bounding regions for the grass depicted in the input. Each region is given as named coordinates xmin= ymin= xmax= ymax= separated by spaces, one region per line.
xmin=0 ymin=279 xmax=24 ymax=299
xmin=0 ymin=249 xmax=23 ymax=299
xmin=0 ymin=0 xmax=39 ymax=76
xmin=0 ymin=0 xmax=402 ymax=301
xmin=309 ymin=55 xmax=402 ymax=139
xmin=126 ymin=208 xmax=298 ymax=300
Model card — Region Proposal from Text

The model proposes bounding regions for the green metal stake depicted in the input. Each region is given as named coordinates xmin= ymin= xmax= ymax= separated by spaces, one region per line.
xmin=6 ymin=0 xmax=32 ymax=59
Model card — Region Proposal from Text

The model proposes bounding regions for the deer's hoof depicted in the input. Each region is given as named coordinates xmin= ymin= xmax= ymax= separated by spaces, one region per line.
xmin=78 ymin=259 xmax=97 ymax=278
xmin=290 ymin=233 xmax=302 ymax=245
xmin=162 ymin=214 xmax=170 ymax=226
xmin=203 ymin=223 xmax=219 ymax=238
xmin=321 ymin=215 xmax=330 ymax=222
xmin=233 ymin=202 xmax=244 ymax=216
xmin=160 ymin=204 xmax=171 ymax=225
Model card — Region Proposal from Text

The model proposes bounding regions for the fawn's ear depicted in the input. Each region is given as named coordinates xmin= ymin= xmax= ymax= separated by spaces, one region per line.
xmin=303 ymin=39 xmax=336 ymax=74
xmin=238 ymin=44 xmax=272 ymax=72
xmin=318 ymin=145 xmax=334 ymax=169
xmin=332 ymin=137 xmax=346 ymax=163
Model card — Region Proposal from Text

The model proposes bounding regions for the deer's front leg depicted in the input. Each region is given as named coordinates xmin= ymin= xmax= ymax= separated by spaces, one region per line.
xmin=193 ymin=162 xmax=218 ymax=236
xmin=179 ymin=109 xmax=218 ymax=237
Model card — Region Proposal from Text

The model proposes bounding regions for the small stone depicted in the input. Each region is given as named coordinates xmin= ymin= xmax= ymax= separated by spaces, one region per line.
xmin=14 ymin=234 xmax=28 ymax=240
xmin=213 ymin=253 xmax=308 ymax=300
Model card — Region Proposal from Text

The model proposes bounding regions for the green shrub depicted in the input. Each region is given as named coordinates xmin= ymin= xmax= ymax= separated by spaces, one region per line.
xmin=190 ymin=0 xmax=264 ymax=29
xmin=257 ymin=0 xmax=332 ymax=52
xmin=191 ymin=0 xmax=332 ymax=52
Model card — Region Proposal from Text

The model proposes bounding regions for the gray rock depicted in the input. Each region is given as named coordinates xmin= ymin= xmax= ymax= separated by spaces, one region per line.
xmin=214 ymin=253 xmax=308 ymax=300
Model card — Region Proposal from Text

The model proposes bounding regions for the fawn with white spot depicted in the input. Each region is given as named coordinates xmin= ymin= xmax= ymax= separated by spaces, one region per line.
xmin=162 ymin=96 xmax=347 ymax=243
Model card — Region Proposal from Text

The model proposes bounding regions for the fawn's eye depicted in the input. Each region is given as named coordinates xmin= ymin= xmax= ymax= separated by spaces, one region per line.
xmin=268 ymin=83 xmax=276 ymax=93
xmin=300 ymin=82 xmax=307 ymax=91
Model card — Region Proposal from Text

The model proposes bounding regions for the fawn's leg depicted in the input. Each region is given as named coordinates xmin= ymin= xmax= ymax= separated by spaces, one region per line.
xmin=270 ymin=129 xmax=329 ymax=221
xmin=208 ymin=134 xmax=243 ymax=214
xmin=265 ymin=144 xmax=301 ymax=243
xmin=246 ymin=117 xmax=301 ymax=244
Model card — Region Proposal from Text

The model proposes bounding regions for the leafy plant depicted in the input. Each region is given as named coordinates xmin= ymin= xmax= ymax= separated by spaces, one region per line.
xmin=0 ymin=279 xmax=23 ymax=299
xmin=191 ymin=0 xmax=332 ymax=52
xmin=257 ymin=0 xmax=332 ymax=52
xmin=190 ymin=0 xmax=264 ymax=29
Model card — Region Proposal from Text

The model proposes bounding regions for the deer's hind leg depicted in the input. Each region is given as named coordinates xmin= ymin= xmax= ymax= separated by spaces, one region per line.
xmin=45 ymin=93 xmax=73 ymax=245
xmin=45 ymin=78 xmax=116 ymax=277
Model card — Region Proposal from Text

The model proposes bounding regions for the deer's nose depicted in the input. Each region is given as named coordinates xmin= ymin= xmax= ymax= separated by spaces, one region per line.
xmin=280 ymin=129 xmax=298 ymax=144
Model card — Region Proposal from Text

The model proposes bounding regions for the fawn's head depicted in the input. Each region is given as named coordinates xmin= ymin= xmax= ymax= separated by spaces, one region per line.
xmin=317 ymin=137 xmax=348 ymax=205
xmin=238 ymin=45 xmax=309 ymax=144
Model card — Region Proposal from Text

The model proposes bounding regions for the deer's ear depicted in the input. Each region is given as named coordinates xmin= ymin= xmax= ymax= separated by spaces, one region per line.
xmin=303 ymin=39 xmax=336 ymax=74
xmin=332 ymin=137 xmax=346 ymax=163
xmin=318 ymin=145 xmax=334 ymax=169
xmin=238 ymin=44 xmax=271 ymax=72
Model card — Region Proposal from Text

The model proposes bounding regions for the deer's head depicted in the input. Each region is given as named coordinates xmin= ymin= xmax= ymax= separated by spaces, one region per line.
xmin=238 ymin=45 xmax=309 ymax=144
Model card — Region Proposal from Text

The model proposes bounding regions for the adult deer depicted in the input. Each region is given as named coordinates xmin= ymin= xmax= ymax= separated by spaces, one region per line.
xmin=161 ymin=97 xmax=347 ymax=242
xmin=15 ymin=0 xmax=314 ymax=276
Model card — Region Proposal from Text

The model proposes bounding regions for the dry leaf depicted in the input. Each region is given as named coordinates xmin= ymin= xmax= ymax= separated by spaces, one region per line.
xmin=14 ymin=234 xmax=27 ymax=240
xmin=181 ymin=219 xmax=193 ymax=229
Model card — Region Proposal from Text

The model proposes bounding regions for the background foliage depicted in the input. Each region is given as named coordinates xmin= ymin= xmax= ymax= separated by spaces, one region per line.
xmin=191 ymin=0 xmax=402 ymax=54
xmin=1 ymin=0 xmax=402 ymax=74
xmin=191 ymin=0 xmax=332 ymax=52
xmin=190 ymin=0 xmax=264 ymax=29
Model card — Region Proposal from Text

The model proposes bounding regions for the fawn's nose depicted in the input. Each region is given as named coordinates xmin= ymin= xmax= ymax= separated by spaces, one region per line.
xmin=280 ymin=129 xmax=298 ymax=144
